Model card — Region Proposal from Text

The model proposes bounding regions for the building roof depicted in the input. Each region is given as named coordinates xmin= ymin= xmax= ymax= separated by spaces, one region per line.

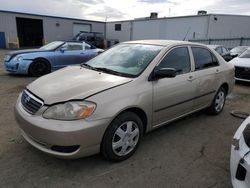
xmin=124 ymin=40 xmax=203 ymax=46
xmin=107 ymin=13 xmax=250 ymax=23
xmin=0 ymin=9 xmax=104 ymax=23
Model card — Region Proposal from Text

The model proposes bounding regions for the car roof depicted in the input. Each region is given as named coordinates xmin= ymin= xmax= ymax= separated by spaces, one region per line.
xmin=124 ymin=40 xmax=205 ymax=47
xmin=207 ymin=45 xmax=222 ymax=48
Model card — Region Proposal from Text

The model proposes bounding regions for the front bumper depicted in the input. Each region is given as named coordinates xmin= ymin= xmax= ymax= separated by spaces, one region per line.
xmin=231 ymin=116 xmax=250 ymax=188
xmin=4 ymin=59 xmax=32 ymax=74
xmin=15 ymin=95 xmax=111 ymax=159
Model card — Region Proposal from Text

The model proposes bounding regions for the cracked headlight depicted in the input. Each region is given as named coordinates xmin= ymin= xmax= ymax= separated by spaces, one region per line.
xmin=43 ymin=101 xmax=96 ymax=120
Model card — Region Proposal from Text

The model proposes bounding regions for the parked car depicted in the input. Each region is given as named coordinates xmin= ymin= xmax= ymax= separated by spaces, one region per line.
xmin=230 ymin=46 xmax=249 ymax=58
xmin=15 ymin=40 xmax=234 ymax=161
xmin=230 ymin=48 xmax=250 ymax=82
xmin=73 ymin=31 xmax=105 ymax=49
xmin=4 ymin=41 xmax=104 ymax=76
xmin=230 ymin=116 xmax=250 ymax=188
xmin=207 ymin=45 xmax=232 ymax=61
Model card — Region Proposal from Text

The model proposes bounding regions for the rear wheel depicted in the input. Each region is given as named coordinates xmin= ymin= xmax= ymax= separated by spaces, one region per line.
xmin=101 ymin=112 xmax=143 ymax=161
xmin=208 ymin=87 xmax=226 ymax=115
xmin=29 ymin=59 xmax=50 ymax=77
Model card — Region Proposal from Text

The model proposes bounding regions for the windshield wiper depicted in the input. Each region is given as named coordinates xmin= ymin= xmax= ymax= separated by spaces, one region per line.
xmin=94 ymin=67 xmax=133 ymax=77
xmin=81 ymin=63 xmax=97 ymax=70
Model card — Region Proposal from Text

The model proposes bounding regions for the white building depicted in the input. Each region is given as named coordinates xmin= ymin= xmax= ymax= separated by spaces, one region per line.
xmin=106 ymin=13 xmax=250 ymax=48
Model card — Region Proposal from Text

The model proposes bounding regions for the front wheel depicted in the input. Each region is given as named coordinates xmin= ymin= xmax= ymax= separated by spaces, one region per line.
xmin=29 ymin=60 xmax=50 ymax=77
xmin=208 ymin=87 xmax=226 ymax=115
xmin=101 ymin=112 xmax=143 ymax=161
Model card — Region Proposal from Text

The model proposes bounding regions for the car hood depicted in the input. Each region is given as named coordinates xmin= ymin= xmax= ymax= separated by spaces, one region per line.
xmin=230 ymin=57 xmax=250 ymax=67
xmin=8 ymin=49 xmax=50 ymax=57
xmin=27 ymin=66 xmax=132 ymax=105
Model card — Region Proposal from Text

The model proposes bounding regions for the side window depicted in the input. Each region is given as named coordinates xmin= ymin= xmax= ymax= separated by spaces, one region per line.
xmin=215 ymin=47 xmax=222 ymax=54
xmin=192 ymin=47 xmax=219 ymax=70
xmin=158 ymin=47 xmax=191 ymax=75
xmin=64 ymin=43 xmax=82 ymax=51
xmin=115 ymin=24 xmax=121 ymax=31
xmin=222 ymin=47 xmax=228 ymax=54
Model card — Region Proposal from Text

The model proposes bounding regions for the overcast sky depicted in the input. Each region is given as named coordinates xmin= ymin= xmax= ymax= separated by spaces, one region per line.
xmin=0 ymin=0 xmax=250 ymax=21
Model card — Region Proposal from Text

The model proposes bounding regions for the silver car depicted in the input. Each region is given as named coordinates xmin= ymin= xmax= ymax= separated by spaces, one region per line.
xmin=15 ymin=40 xmax=234 ymax=161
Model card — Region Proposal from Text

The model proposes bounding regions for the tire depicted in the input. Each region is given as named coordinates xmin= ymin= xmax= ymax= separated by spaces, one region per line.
xmin=29 ymin=59 xmax=50 ymax=77
xmin=101 ymin=112 xmax=143 ymax=161
xmin=208 ymin=87 xmax=226 ymax=115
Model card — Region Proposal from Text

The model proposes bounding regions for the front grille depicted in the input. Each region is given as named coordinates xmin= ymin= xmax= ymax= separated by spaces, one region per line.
xmin=21 ymin=90 xmax=43 ymax=114
xmin=235 ymin=66 xmax=250 ymax=80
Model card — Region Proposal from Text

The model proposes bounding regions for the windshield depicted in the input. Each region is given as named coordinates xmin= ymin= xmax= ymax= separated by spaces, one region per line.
xmin=85 ymin=43 xmax=163 ymax=77
xmin=239 ymin=49 xmax=250 ymax=58
xmin=40 ymin=41 xmax=64 ymax=50
xmin=230 ymin=46 xmax=248 ymax=54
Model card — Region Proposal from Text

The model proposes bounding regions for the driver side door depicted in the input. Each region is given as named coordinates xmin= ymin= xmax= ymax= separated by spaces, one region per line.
xmin=152 ymin=46 xmax=197 ymax=127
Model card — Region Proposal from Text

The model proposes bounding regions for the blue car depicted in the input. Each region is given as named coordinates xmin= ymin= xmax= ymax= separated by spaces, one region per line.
xmin=4 ymin=41 xmax=104 ymax=76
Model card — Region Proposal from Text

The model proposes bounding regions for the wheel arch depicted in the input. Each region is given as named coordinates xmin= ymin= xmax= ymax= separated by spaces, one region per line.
xmin=220 ymin=82 xmax=229 ymax=95
xmin=28 ymin=57 xmax=51 ymax=74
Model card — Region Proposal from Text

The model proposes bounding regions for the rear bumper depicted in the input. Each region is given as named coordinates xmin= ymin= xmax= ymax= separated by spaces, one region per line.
xmin=15 ymin=95 xmax=111 ymax=159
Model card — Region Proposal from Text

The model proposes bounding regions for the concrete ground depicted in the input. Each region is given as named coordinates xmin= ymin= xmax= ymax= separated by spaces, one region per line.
xmin=0 ymin=49 xmax=250 ymax=188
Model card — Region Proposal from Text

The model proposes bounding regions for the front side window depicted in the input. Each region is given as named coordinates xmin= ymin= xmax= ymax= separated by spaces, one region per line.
xmin=62 ymin=43 xmax=83 ymax=51
xmin=85 ymin=43 xmax=163 ymax=77
xmin=158 ymin=47 xmax=191 ymax=75
xmin=192 ymin=47 xmax=219 ymax=70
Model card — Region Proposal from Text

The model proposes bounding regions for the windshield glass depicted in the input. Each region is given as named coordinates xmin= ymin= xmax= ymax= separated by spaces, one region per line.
xmin=230 ymin=46 xmax=248 ymax=53
xmin=85 ymin=43 xmax=163 ymax=77
xmin=239 ymin=49 xmax=250 ymax=58
xmin=40 ymin=41 xmax=64 ymax=50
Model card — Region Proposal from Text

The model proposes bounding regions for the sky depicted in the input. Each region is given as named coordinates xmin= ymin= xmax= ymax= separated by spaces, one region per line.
xmin=0 ymin=0 xmax=250 ymax=21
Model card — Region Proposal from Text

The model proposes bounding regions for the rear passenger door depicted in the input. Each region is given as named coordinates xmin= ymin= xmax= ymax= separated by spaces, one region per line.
xmin=191 ymin=47 xmax=221 ymax=110
xmin=152 ymin=46 xmax=196 ymax=126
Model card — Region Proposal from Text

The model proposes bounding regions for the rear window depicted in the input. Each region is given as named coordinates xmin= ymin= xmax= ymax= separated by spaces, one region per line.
xmin=192 ymin=47 xmax=219 ymax=70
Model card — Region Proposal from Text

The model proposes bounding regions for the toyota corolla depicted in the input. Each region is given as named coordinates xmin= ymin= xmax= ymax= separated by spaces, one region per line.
xmin=15 ymin=40 xmax=234 ymax=161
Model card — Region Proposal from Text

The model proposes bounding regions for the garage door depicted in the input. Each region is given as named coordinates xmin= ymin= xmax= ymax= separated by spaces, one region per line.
xmin=73 ymin=24 xmax=91 ymax=36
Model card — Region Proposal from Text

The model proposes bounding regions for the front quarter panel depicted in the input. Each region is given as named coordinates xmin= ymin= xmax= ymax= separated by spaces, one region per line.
xmin=86 ymin=78 xmax=153 ymax=132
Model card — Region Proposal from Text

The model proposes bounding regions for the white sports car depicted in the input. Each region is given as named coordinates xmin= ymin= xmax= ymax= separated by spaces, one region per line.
xmin=231 ymin=116 xmax=250 ymax=188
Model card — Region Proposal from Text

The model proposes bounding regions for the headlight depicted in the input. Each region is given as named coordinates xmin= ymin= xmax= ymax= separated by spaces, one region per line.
xmin=13 ymin=56 xmax=23 ymax=62
xmin=43 ymin=101 xmax=96 ymax=120
xmin=4 ymin=55 xmax=11 ymax=62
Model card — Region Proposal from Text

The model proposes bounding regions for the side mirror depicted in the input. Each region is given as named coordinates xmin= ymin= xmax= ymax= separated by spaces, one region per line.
xmin=60 ymin=47 xmax=67 ymax=53
xmin=149 ymin=68 xmax=176 ymax=81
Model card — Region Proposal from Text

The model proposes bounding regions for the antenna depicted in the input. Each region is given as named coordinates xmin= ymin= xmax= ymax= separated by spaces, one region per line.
xmin=183 ymin=26 xmax=191 ymax=41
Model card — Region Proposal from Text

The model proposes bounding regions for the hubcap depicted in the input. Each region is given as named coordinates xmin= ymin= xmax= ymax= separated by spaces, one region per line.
xmin=215 ymin=91 xmax=225 ymax=112
xmin=112 ymin=121 xmax=140 ymax=156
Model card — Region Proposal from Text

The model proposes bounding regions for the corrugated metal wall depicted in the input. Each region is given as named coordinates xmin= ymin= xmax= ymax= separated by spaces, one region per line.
xmin=189 ymin=38 xmax=250 ymax=49
xmin=0 ymin=11 xmax=105 ymax=47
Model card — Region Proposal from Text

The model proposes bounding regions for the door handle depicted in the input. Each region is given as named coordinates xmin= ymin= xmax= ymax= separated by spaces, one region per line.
xmin=187 ymin=75 xmax=194 ymax=81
